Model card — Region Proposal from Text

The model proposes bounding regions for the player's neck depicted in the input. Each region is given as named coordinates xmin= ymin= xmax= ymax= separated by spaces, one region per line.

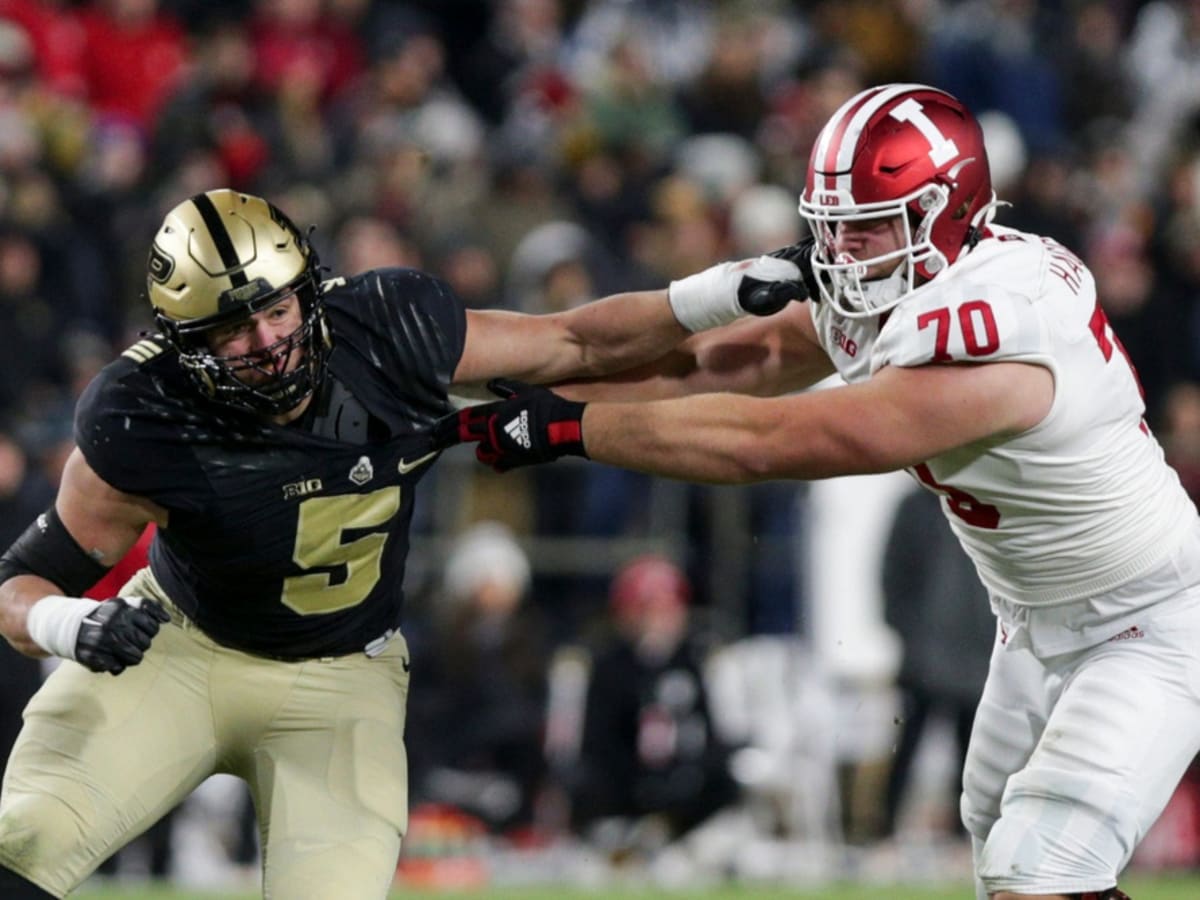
xmin=272 ymin=392 xmax=313 ymax=427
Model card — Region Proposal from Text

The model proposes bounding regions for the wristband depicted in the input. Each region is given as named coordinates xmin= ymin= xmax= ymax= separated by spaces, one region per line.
xmin=668 ymin=261 xmax=745 ymax=333
xmin=25 ymin=594 xmax=94 ymax=659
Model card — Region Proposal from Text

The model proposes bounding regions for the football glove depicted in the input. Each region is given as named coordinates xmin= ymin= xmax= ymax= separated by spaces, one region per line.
xmin=762 ymin=236 xmax=820 ymax=307
xmin=76 ymin=597 xmax=171 ymax=675
xmin=26 ymin=594 xmax=170 ymax=675
xmin=434 ymin=378 xmax=587 ymax=472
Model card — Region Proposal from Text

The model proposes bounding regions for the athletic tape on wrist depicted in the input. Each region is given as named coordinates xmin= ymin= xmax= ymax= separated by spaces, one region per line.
xmin=25 ymin=594 xmax=94 ymax=660
xmin=667 ymin=262 xmax=745 ymax=332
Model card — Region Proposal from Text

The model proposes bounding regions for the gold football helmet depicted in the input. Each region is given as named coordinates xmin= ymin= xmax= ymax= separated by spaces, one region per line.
xmin=146 ymin=189 xmax=329 ymax=416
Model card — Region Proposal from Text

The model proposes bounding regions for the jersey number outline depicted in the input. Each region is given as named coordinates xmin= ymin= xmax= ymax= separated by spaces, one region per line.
xmin=281 ymin=486 xmax=401 ymax=615
xmin=916 ymin=299 xmax=999 ymax=362
xmin=1088 ymin=300 xmax=1144 ymax=398
xmin=912 ymin=463 xmax=1001 ymax=529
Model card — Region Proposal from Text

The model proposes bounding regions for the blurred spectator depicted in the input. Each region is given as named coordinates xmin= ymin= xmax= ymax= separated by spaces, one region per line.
xmin=0 ymin=226 xmax=65 ymax=414
xmin=0 ymin=0 xmax=86 ymax=100
xmin=78 ymin=0 xmax=187 ymax=134
xmin=151 ymin=16 xmax=270 ymax=191
xmin=247 ymin=0 xmax=363 ymax=110
xmin=1057 ymin=0 xmax=1133 ymax=136
xmin=407 ymin=521 xmax=551 ymax=835
xmin=921 ymin=0 xmax=1065 ymax=155
xmin=332 ymin=212 xmax=421 ymax=274
xmin=568 ymin=555 xmax=739 ymax=859
xmin=1123 ymin=0 xmax=1200 ymax=198
xmin=0 ymin=427 xmax=52 ymax=780
xmin=881 ymin=487 xmax=993 ymax=841
xmin=1162 ymin=380 xmax=1200 ymax=504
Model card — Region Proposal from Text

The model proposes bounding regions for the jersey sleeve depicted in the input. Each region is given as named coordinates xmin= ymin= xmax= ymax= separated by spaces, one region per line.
xmin=870 ymin=281 xmax=1054 ymax=374
xmin=73 ymin=345 xmax=210 ymax=512
xmin=325 ymin=268 xmax=467 ymax=426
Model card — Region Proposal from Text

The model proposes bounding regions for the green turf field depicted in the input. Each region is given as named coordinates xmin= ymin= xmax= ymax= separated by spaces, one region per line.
xmin=73 ymin=871 xmax=1200 ymax=899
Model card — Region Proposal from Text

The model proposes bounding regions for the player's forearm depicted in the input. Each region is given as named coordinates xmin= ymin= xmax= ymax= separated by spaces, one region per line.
xmin=556 ymin=289 xmax=686 ymax=377
xmin=579 ymin=396 xmax=785 ymax=483
xmin=580 ymin=392 xmax=897 ymax=483
xmin=0 ymin=574 xmax=62 ymax=658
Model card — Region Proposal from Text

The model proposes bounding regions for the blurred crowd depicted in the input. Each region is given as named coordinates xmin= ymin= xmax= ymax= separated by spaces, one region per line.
xmin=7 ymin=0 xmax=1200 ymax=887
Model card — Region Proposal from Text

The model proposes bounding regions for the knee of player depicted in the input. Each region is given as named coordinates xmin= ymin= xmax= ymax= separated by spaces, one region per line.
xmin=961 ymin=755 xmax=1010 ymax=842
xmin=977 ymin=771 xmax=1132 ymax=890
xmin=0 ymin=792 xmax=92 ymax=863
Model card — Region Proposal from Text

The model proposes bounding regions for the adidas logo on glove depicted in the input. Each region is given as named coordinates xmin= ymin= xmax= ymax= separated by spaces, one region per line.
xmin=504 ymin=411 xmax=532 ymax=449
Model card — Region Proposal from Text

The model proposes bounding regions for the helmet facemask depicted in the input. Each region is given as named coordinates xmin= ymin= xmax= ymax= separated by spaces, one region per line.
xmin=158 ymin=272 xmax=329 ymax=417
xmin=801 ymin=183 xmax=951 ymax=318
xmin=147 ymin=190 xmax=332 ymax=418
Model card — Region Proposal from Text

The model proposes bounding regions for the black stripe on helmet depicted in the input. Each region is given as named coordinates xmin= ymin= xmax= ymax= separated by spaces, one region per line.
xmin=190 ymin=192 xmax=249 ymax=287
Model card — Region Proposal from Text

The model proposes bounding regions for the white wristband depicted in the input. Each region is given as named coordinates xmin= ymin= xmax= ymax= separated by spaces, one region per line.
xmin=26 ymin=594 xmax=95 ymax=660
xmin=667 ymin=255 xmax=802 ymax=333
xmin=668 ymin=261 xmax=745 ymax=333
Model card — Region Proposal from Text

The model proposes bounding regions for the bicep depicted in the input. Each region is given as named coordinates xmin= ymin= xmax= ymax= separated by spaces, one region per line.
xmin=56 ymin=448 xmax=167 ymax=566
xmin=796 ymin=361 xmax=1054 ymax=474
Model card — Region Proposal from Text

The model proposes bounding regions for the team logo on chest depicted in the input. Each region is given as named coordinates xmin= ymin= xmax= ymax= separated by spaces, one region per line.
xmin=283 ymin=478 xmax=323 ymax=500
xmin=349 ymin=455 xmax=374 ymax=486
xmin=831 ymin=324 xmax=859 ymax=357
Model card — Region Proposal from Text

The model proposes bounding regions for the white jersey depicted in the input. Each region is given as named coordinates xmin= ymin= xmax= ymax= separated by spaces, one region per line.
xmin=811 ymin=224 xmax=1198 ymax=616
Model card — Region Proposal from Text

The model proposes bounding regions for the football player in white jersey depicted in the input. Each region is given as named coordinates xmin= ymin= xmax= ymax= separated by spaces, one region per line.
xmin=442 ymin=83 xmax=1200 ymax=900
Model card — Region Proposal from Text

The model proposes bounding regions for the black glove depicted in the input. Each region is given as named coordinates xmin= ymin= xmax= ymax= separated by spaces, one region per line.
xmin=76 ymin=598 xmax=171 ymax=675
xmin=434 ymin=378 xmax=588 ymax=472
xmin=737 ymin=236 xmax=821 ymax=314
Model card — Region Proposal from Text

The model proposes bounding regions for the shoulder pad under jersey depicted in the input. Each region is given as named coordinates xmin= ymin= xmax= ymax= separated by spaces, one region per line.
xmin=872 ymin=240 xmax=1054 ymax=373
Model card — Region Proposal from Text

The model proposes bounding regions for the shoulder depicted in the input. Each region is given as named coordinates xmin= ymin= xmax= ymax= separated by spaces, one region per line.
xmin=75 ymin=337 xmax=176 ymax=439
xmin=74 ymin=336 xmax=209 ymax=500
xmin=323 ymin=267 xmax=462 ymax=319
xmin=324 ymin=267 xmax=468 ymax=388
xmin=872 ymin=232 xmax=1057 ymax=370
xmin=325 ymin=267 xmax=466 ymax=344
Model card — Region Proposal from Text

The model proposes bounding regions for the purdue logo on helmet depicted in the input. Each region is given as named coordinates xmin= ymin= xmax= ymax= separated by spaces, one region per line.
xmin=797 ymin=83 xmax=997 ymax=318
xmin=146 ymin=189 xmax=331 ymax=416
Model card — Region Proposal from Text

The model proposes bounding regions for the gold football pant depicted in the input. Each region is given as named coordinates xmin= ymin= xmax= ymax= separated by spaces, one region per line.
xmin=0 ymin=567 xmax=410 ymax=898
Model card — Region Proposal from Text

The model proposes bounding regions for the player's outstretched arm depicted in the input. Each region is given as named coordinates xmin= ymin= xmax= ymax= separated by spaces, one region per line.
xmin=441 ymin=362 xmax=1053 ymax=481
xmin=452 ymin=241 xmax=820 ymax=397
xmin=0 ymin=449 xmax=170 ymax=674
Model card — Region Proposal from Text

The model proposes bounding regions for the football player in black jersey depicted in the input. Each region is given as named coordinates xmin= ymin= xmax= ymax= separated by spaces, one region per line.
xmin=0 ymin=188 xmax=807 ymax=898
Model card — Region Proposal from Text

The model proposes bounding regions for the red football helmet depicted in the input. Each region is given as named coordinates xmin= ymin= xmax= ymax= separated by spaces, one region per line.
xmin=798 ymin=83 xmax=996 ymax=317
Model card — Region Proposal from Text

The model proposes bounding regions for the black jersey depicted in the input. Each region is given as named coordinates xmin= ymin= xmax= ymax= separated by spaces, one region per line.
xmin=74 ymin=268 xmax=467 ymax=660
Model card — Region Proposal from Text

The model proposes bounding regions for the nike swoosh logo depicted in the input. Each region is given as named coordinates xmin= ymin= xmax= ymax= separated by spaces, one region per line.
xmin=397 ymin=450 xmax=437 ymax=474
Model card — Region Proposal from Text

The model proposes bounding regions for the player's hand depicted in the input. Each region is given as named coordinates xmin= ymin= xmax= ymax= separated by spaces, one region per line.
xmin=435 ymin=378 xmax=588 ymax=472
xmin=760 ymin=235 xmax=820 ymax=307
xmin=75 ymin=597 xmax=171 ymax=675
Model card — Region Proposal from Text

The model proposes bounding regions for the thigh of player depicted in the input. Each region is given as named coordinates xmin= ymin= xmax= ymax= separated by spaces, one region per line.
xmin=977 ymin=598 xmax=1200 ymax=896
xmin=244 ymin=632 xmax=412 ymax=900
xmin=0 ymin=605 xmax=217 ymax=896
